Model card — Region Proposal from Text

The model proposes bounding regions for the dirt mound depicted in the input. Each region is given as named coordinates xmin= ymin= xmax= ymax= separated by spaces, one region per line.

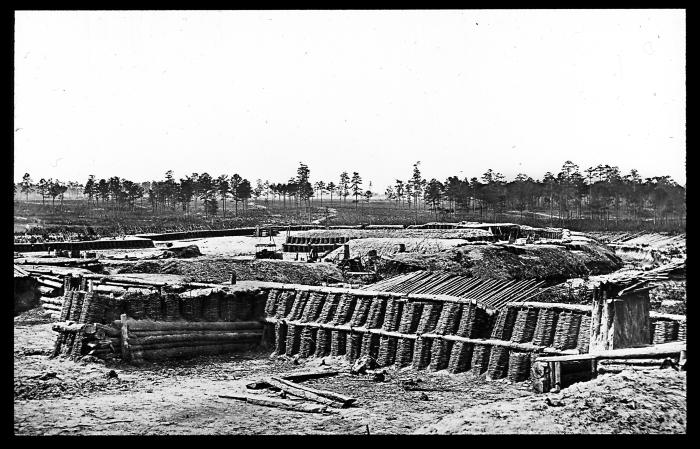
xmin=117 ymin=257 xmax=344 ymax=285
xmin=418 ymin=368 xmax=686 ymax=434
xmin=298 ymin=228 xmax=493 ymax=240
xmin=324 ymin=238 xmax=469 ymax=260
xmin=14 ymin=307 xmax=54 ymax=326
xmin=163 ymin=245 xmax=202 ymax=258
xmin=378 ymin=242 xmax=622 ymax=284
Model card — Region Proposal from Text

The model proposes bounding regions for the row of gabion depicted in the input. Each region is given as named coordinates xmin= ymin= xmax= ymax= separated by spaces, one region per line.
xmin=59 ymin=289 xmax=266 ymax=325
xmin=495 ymin=305 xmax=590 ymax=352
xmin=264 ymin=288 xmax=494 ymax=336
xmin=651 ymin=320 xmax=683 ymax=344
xmin=266 ymin=320 xmax=533 ymax=382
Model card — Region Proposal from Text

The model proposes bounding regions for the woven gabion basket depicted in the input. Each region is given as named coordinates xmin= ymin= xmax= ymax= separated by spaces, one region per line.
xmin=447 ymin=341 xmax=473 ymax=374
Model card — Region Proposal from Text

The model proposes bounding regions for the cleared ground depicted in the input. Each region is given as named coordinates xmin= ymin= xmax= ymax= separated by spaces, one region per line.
xmin=14 ymin=309 xmax=685 ymax=435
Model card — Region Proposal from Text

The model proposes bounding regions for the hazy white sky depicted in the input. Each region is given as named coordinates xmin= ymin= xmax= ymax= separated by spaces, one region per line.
xmin=14 ymin=10 xmax=686 ymax=189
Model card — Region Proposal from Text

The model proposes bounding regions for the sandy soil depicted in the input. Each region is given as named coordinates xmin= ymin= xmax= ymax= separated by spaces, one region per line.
xmin=418 ymin=368 xmax=686 ymax=434
xmin=14 ymin=308 xmax=685 ymax=435
xmin=13 ymin=309 xmax=530 ymax=435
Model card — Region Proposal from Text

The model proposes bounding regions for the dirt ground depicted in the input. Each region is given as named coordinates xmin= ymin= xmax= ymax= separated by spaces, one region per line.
xmin=14 ymin=308 xmax=686 ymax=435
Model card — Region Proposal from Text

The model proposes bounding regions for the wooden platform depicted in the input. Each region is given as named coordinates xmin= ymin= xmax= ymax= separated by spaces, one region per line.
xmin=533 ymin=342 xmax=686 ymax=393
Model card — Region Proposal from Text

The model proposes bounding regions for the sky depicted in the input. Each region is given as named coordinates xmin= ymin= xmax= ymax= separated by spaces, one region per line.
xmin=14 ymin=10 xmax=686 ymax=190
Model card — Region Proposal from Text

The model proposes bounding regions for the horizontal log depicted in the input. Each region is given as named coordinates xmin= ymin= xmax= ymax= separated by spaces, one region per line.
xmin=279 ymin=370 xmax=340 ymax=382
xmin=39 ymin=274 xmax=63 ymax=282
xmin=41 ymin=303 xmax=63 ymax=312
xmin=265 ymin=377 xmax=338 ymax=407
xmin=52 ymin=322 xmax=95 ymax=333
xmin=87 ymin=339 xmax=121 ymax=349
xmin=128 ymin=331 xmax=263 ymax=346
xmin=88 ymin=348 xmax=119 ymax=355
xmin=128 ymin=338 xmax=261 ymax=351
xmin=247 ymin=370 xmax=341 ymax=390
xmin=268 ymin=376 xmax=356 ymax=407
xmin=40 ymin=297 xmax=64 ymax=306
xmin=126 ymin=320 xmax=263 ymax=332
xmin=38 ymin=286 xmax=59 ymax=296
xmin=92 ymin=286 xmax=128 ymax=294
xmin=218 ymin=393 xmax=328 ymax=414
xmin=516 ymin=301 xmax=592 ymax=313
xmin=84 ymin=275 xmax=168 ymax=287
xmin=131 ymin=342 xmax=254 ymax=360
xmin=537 ymin=342 xmax=686 ymax=362
xmin=38 ymin=278 xmax=63 ymax=289
xmin=650 ymin=311 xmax=686 ymax=322
xmin=94 ymin=324 xmax=122 ymax=338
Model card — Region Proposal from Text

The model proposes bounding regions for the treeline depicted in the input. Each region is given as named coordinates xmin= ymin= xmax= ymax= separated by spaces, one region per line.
xmin=15 ymin=160 xmax=685 ymax=227
xmin=389 ymin=161 xmax=685 ymax=226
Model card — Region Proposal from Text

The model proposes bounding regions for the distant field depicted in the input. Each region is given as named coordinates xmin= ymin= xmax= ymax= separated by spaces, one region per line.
xmin=13 ymin=198 xmax=685 ymax=237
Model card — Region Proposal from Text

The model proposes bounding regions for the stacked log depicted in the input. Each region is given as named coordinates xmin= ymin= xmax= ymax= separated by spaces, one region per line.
xmin=470 ymin=344 xmax=491 ymax=376
xmin=395 ymin=338 xmax=415 ymax=367
xmin=428 ymin=338 xmax=452 ymax=371
xmin=52 ymin=322 xmax=122 ymax=360
xmin=447 ymin=341 xmax=473 ymax=374
xmin=506 ymin=351 xmax=531 ymax=382
xmin=126 ymin=320 xmax=263 ymax=361
xmin=330 ymin=330 xmax=347 ymax=356
xmin=510 ymin=308 xmax=539 ymax=343
xmin=486 ymin=345 xmax=509 ymax=380
xmin=412 ymin=337 xmax=432 ymax=369
xmin=40 ymin=296 xmax=64 ymax=317
xmin=531 ymin=309 xmax=558 ymax=347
